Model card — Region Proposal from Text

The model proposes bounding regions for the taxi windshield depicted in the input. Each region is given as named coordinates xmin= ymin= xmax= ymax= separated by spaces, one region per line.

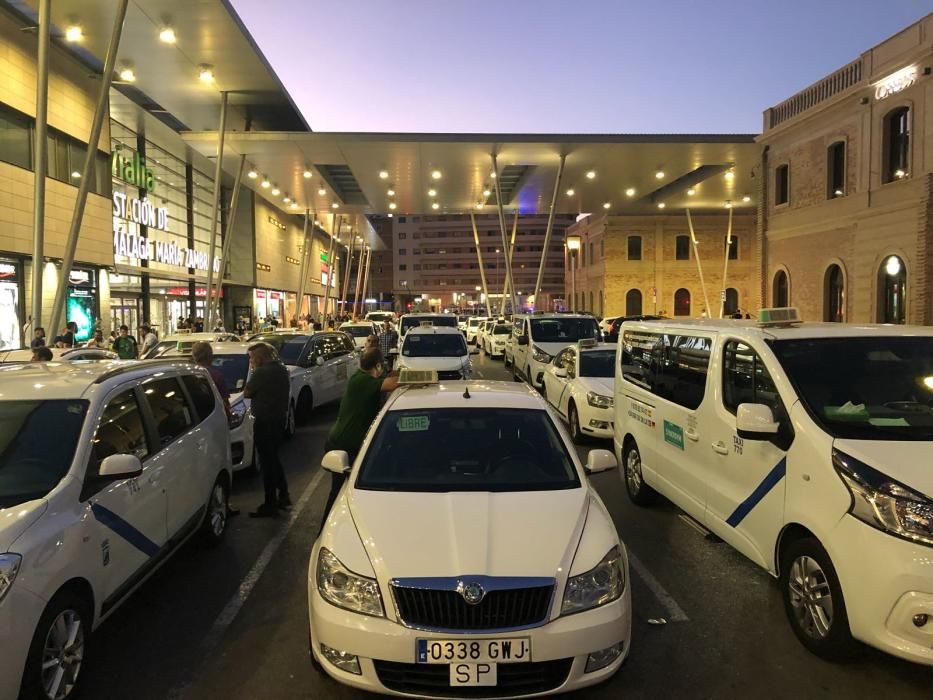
xmin=531 ymin=318 xmax=599 ymax=343
xmin=0 ymin=399 xmax=89 ymax=508
xmin=249 ymin=334 xmax=309 ymax=365
xmin=342 ymin=326 xmax=372 ymax=338
xmin=494 ymin=325 xmax=511 ymax=335
xmin=401 ymin=316 xmax=458 ymax=335
xmin=771 ymin=337 xmax=933 ymax=441
xmin=580 ymin=350 xmax=616 ymax=378
xmin=402 ymin=334 xmax=467 ymax=358
xmin=356 ymin=408 xmax=580 ymax=492
xmin=213 ymin=354 xmax=250 ymax=393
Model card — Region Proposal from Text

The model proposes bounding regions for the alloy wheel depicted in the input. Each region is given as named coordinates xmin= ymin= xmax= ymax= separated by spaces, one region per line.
xmin=209 ymin=483 xmax=227 ymax=537
xmin=626 ymin=447 xmax=643 ymax=494
xmin=41 ymin=609 xmax=85 ymax=700
xmin=788 ymin=555 xmax=834 ymax=640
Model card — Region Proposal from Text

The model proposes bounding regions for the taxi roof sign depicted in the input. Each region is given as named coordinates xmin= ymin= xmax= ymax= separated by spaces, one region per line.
xmin=578 ymin=338 xmax=598 ymax=349
xmin=758 ymin=307 xmax=802 ymax=327
xmin=419 ymin=320 xmax=434 ymax=327
xmin=398 ymin=368 xmax=438 ymax=385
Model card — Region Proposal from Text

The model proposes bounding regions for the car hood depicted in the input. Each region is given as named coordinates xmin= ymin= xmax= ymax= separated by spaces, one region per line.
xmin=0 ymin=498 xmax=48 ymax=551
xmin=534 ymin=341 xmax=574 ymax=358
xmin=399 ymin=356 xmax=468 ymax=372
xmin=576 ymin=377 xmax=614 ymax=397
xmin=349 ymin=489 xmax=588 ymax=580
xmin=834 ymin=439 xmax=933 ymax=497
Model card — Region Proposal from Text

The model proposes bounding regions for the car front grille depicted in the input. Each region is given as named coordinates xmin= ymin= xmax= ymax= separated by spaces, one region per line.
xmin=437 ymin=370 xmax=463 ymax=381
xmin=392 ymin=584 xmax=553 ymax=631
xmin=373 ymin=658 xmax=572 ymax=697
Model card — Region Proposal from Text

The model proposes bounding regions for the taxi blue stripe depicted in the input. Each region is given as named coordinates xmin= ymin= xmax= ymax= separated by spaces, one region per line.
xmin=91 ymin=503 xmax=160 ymax=557
xmin=725 ymin=457 xmax=787 ymax=528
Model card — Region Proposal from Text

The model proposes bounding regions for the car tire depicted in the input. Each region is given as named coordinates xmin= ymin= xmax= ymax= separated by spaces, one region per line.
xmin=623 ymin=439 xmax=657 ymax=505
xmin=284 ymin=400 xmax=296 ymax=440
xmin=200 ymin=475 xmax=229 ymax=546
xmin=568 ymin=402 xmax=585 ymax=445
xmin=22 ymin=588 xmax=92 ymax=700
xmin=780 ymin=537 xmax=856 ymax=661
xmin=296 ymin=388 xmax=313 ymax=426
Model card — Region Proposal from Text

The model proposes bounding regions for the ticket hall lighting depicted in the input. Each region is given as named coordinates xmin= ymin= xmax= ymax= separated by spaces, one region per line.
xmin=65 ymin=25 xmax=83 ymax=42
xmin=159 ymin=26 xmax=177 ymax=44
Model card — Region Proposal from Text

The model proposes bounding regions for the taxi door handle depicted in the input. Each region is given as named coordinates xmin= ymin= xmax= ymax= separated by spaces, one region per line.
xmin=712 ymin=441 xmax=730 ymax=455
xmin=685 ymin=428 xmax=699 ymax=442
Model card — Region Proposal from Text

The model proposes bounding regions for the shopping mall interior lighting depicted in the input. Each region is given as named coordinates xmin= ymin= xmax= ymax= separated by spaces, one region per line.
xmin=885 ymin=256 xmax=902 ymax=276
xmin=65 ymin=25 xmax=83 ymax=42
xmin=432 ymin=202 xmax=440 ymax=209
xmin=388 ymin=202 xmax=397 ymax=210
xmin=476 ymin=203 xmax=483 ymax=209
xmin=387 ymin=189 xmax=395 ymax=196
xmin=428 ymin=189 xmax=437 ymax=197
xmin=332 ymin=202 xmax=340 ymax=209
xmin=687 ymin=188 xmax=696 ymax=196
xmin=271 ymin=186 xmax=280 ymax=196
xmin=724 ymin=201 xmax=733 ymax=209
xmin=725 ymin=169 xmax=735 ymax=180
xmin=283 ymin=195 xmax=291 ymax=203
xmin=603 ymin=202 xmax=611 ymax=209
xmin=742 ymin=195 xmax=752 ymax=202
xmin=489 ymin=171 xmax=496 ymax=179
xmin=482 ymin=188 xmax=491 ymax=197
xmin=159 ymin=26 xmax=177 ymax=44
xmin=318 ymin=187 xmax=326 ymax=196
xmin=70 ymin=171 xmax=81 ymax=179
xmin=198 ymin=65 xmax=215 ymax=83
xmin=657 ymin=202 xmax=666 ymax=209
xmin=261 ymin=177 xmax=270 ymax=188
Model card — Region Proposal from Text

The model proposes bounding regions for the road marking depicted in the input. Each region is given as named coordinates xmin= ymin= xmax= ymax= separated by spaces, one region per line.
xmin=168 ymin=468 xmax=326 ymax=698
xmin=628 ymin=552 xmax=689 ymax=622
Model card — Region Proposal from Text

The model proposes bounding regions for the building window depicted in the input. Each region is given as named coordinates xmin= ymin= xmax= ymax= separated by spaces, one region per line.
xmin=599 ymin=290 xmax=604 ymax=316
xmin=773 ymin=270 xmax=789 ymax=307
xmin=675 ymin=235 xmax=690 ymax=261
xmin=398 ymin=248 xmax=406 ymax=255
xmin=877 ymin=255 xmax=907 ymax=324
xmin=824 ymin=264 xmax=845 ymax=322
xmin=398 ymin=264 xmax=407 ymax=271
xmin=827 ymin=141 xmax=846 ymax=198
xmin=883 ymin=107 xmax=910 ymax=183
xmin=0 ymin=104 xmax=31 ymax=169
xmin=775 ymin=164 xmax=789 ymax=205
xmin=398 ymin=232 xmax=406 ymax=239
xmin=726 ymin=235 xmax=738 ymax=260
xmin=588 ymin=291 xmax=594 ymax=312
xmin=724 ymin=288 xmax=739 ymax=316
xmin=628 ymin=236 xmax=642 ymax=261
xmin=674 ymin=288 xmax=691 ymax=316
xmin=625 ymin=289 xmax=642 ymax=316
xmin=589 ymin=243 xmax=594 ymax=265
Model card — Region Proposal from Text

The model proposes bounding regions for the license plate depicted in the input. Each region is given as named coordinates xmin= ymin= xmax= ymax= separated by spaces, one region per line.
xmin=450 ymin=662 xmax=497 ymax=686
xmin=417 ymin=638 xmax=531 ymax=664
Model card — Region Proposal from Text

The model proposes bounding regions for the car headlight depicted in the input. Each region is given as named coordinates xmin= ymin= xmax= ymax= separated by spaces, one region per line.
xmin=833 ymin=449 xmax=933 ymax=547
xmin=561 ymin=545 xmax=625 ymax=615
xmin=229 ymin=400 xmax=247 ymax=428
xmin=0 ymin=554 xmax=22 ymax=604
xmin=587 ymin=391 xmax=613 ymax=409
xmin=316 ymin=548 xmax=384 ymax=617
xmin=532 ymin=345 xmax=552 ymax=364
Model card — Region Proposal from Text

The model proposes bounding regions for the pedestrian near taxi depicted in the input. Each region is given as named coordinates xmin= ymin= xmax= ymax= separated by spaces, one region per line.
xmin=322 ymin=348 xmax=399 ymax=520
xmin=31 ymin=346 xmax=53 ymax=362
xmin=112 ymin=325 xmax=138 ymax=359
xmin=244 ymin=342 xmax=292 ymax=518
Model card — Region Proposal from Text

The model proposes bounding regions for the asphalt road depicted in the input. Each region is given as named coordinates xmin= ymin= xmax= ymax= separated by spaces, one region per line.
xmin=76 ymin=352 xmax=933 ymax=699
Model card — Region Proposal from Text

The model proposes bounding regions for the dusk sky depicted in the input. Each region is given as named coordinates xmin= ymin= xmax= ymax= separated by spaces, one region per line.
xmin=231 ymin=0 xmax=930 ymax=134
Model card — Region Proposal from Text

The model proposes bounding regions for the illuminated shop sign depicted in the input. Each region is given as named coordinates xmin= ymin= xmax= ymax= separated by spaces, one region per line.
xmin=113 ymin=231 xmax=219 ymax=272
xmin=874 ymin=65 xmax=918 ymax=100
xmin=113 ymin=191 xmax=169 ymax=231
xmin=112 ymin=150 xmax=156 ymax=192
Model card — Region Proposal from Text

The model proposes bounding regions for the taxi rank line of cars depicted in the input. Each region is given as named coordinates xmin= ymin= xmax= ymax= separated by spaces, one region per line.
xmin=309 ymin=371 xmax=632 ymax=696
xmin=396 ymin=325 xmax=475 ymax=381
xmin=507 ymin=313 xmax=602 ymax=390
xmin=0 ymin=360 xmax=233 ymax=700
xmin=542 ymin=339 xmax=615 ymax=444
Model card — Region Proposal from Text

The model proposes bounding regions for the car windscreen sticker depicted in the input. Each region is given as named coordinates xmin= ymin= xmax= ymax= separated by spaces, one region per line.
xmin=397 ymin=415 xmax=430 ymax=432
xmin=663 ymin=420 xmax=684 ymax=450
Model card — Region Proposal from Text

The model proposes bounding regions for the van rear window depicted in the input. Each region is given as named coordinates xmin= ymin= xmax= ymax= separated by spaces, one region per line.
xmin=621 ymin=331 xmax=712 ymax=410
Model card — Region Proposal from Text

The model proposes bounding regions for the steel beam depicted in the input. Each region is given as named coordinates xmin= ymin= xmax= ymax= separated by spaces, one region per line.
xmin=499 ymin=210 xmax=519 ymax=316
xmin=685 ymin=209 xmax=712 ymax=318
xmin=48 ymin=0 xmax=129 ymax=336
xmin=321 ymin=216 xmax=338 ymax=321
xmin=533 ymin=153 xmax=565 ymax=312
xmin=491 ymin=153 xmax=518 ymax=316
xmin=339 ymin=232 xmax=355 ymax=319
xmin=719 ymin=206 xmax=734 ymax=318
xmin=209 ymin=153 xmax=245 ymax=325
xmin=469 ymin=211 xmax=490 ymax=312
xmin=360 ymin=244 xmax=372 ymax=317
xmin=29 ymin=0 xmax=51 ymax=331
xmin=352 ymin=241 xmax=365 ymax=319
xmin=204 ymin=92 xmax=229 ymax=331
xmin=295 ymin=209 xmax=312 ymax=324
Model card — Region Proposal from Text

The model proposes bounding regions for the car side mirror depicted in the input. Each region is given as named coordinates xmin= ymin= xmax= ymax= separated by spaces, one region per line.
xmin=584 ymin=449 xmax=617 ymax=475
xmin=316 ymin=356 xmax=325 ymax=367
xmin=518 ymin=335 xmax=529 ymax=346
xmin=736 ymin=403 xmax=780 ymax=438
xmin=322 ymin=450 xmax=351 ymax=475
xmin=554 ymin=367 xmax=567 ymax=378
xmin=98 ymin=454 xmax=143 ymax=480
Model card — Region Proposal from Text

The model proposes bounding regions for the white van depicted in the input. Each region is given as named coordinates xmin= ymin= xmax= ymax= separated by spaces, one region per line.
xmin=510 ymin=313 xmax=601 ymax=390
xmin=613 ymin=309 xmax=933 ymax=665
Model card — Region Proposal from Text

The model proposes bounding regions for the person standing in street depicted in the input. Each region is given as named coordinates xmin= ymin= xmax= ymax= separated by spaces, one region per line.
xmin=244 ymin=342 xmax=292 ymax=518
xmin=84 ymin=330 xmax=105 ymax=348
xmin=30 ymin=327 xmax=46 ymax=350
xmin=113 ymin=325 xmax=138 ymax=359
xmin=378 ymin=321 xmax=398 ymax=370
xmin=139 ymin=324 xmax=158 ymax=357
xmin=322 ymin=348 xmax=399 ymax=520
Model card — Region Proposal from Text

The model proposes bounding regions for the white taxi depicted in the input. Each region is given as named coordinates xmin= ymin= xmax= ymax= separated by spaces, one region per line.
xmin=542 ymin=340 xmax=615 ymax=443
xmin=142 ymin=331 xmax=240 ymax=359
xmin=510 ymin=314 xmax=601 ymax=390
xmin=0 ymin=347 xmax=119 ymax=364
xmin=248 ymin=331 xmax=360 ymax=436
xmin=308 ymin=374 xmax=631 ymax=696
xmin=397 ymin=326 xmax=474 ymax=381
xmin=482 ymin=321 xmax=511 ymax=359
xmin=0 ymin=360 xmax=232 ymax=700
xmin=465 ymin=316 xmax=487 ymax=345
xmin=340 ymin=322 xmax=379 ymax=349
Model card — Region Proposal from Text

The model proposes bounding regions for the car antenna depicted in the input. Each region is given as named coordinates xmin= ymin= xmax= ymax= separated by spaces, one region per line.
xmin=463 ymin=384 xmax=471 ymax=399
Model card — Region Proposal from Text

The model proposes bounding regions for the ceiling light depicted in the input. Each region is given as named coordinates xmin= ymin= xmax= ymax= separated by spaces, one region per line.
xmin=482 ymin=189 xmax=491 ymax=197
xmin=687 ymin=188 xmax=696 ymax=196
xmin=379 ymin=170 xmax=389 ymax=179
xmin=70 ymin=171 xmax=81 ymax=179
xmin=432 ymin=202 xmax=440 ymax=210
xmin=387 ymin=188 xmax=395 ymax=196
xmin=65 ymin=25 xmax=83 ymax=43
xmin=428 ymin=188 xmax=437 ymax=197
xmin=118 ymin=66 xmax=136 ymax=83
xmin=476 ymin=203 xmax=483 ymax=209
xmin=742 ymin=195 xmax=752 ymax=202
xmin=332 ymin=202 xmax=340 ymax=209
xmin=198 ymin=65 xmax=214 ymax=83
xmin=388 ymin=202 xmax=397 ymax=210
xmin=724 ymin=201 xmax=733 ymax=209
xmin=159 ymin=26 xmax=176 ymax=44
xmin=303 ymin=169 xmax=312 ymax=179
xmin=833 ymin=189 xmax=844 ymax=197
xmin=586 ymin=170 xmax=596 ymax=179
xmin=725 ymin=170 xmax=735 ymax=180
xmin=603 ymin=202 xmax=611 ymax=209
xmin=625 ymin=188 xmax=636 ymax=197
xmin=885 ymin=256 xmax=902 ymax=276
xmin=895 ymin=169 xmax=907 ymax=179
xmin=657 ymin=202 xmax=666 ymax=209
xmin=247 ymin=169 xmax=258 ymax=179
xmin=388 ymin=213 xmax=393 ymax=218
xmin=283 ymin=195 xmax=291 ymax=203
xmin=431 ymin=170 xmax=442 ymax=180
xmin=290 ymin=202 xmax=299 ymax=210
xmin=318 ymin=187 xmax=326 ymax=196
xmin=271 ymin=186 xmax=280 ymax=196
xmin=655 ymin=171 xmax=665 ymax=179
xmin=261 ymin=178 xmax=270 ymax=188
xmin=566 ymin=188 xmax=575 ymax=196
xmin=490 ymin=172 xmax=496 ymax=179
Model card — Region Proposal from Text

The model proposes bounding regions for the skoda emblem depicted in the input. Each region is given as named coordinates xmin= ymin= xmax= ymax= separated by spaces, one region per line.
xmin=458 ymin=580 xmax=486 ymax=606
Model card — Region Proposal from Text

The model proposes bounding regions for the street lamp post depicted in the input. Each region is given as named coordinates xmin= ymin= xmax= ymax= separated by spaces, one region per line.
xmin=566 ymin=235 xmax=581 ymax=312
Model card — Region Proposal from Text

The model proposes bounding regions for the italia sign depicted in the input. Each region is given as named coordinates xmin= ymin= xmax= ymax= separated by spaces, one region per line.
xmin=111 ymin=150 xmax=156 ymax=192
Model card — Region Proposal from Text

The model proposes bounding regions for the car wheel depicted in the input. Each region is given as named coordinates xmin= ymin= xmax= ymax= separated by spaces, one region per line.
xmin=568 ymin=402 xmax=585 ymax=444
xmin=780 ymin=537 xmax=856 ymax=660
xmin=623 ymin=439 xmax=657 ymax=505
xmin=201 ymin=475 xmax=229 ymax=546
xmin=296 ymin=388 xmax=313 ymax=426
xmin=284 ymin=400 xmax=296 ymax=440
xmin=23 ymin=588 xmax=91 ymax=700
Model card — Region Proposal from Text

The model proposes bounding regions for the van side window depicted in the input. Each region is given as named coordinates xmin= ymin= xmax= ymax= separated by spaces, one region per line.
xmin=181 ymin=374 xmax=216 ymax=423
xmin=621 ymin=331 xmax=711 ymax=410
xmin=722 ymin=341 xmax=780 ymax=415
xmin=142 ymin=377 xmax=194 ymax=446
xmin=88 ymin=389 xmax=150 ymax=480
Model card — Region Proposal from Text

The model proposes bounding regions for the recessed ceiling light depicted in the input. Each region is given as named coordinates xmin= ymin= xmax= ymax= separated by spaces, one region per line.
xmin=332 ymin=202 xmax=340 ymax=209
xmin=261 ymin=178 xmax=270 ymax=188
xmin=159 ymin=26 xmax=176 ymax=44
xmin=687 ymin=188 xmax=696 ymax=196
xmin=625 ymin=188 xmax=636 ymax=197
xmin=432 ymin=202 xmax=440 ymax=209
xmin=566 ymin=188 xmax=575 ymax=196
xmin=70 ymin=171 xmax=81 ymax=179
xmin=388 ymin=202 xmax=397 ymax=210
xmin=318 ymin=187 xmax=326 ymax=196
xmin=725 ymin=170 xmax=735 ymax=180
xmin=724 ymin=201 xmax=733 ymax=209
xmin=586 ymin=170 xmax=596 ymax=179
xmin=271 ymin=186 xmax=280 ymax=196
xmin=603 ymin=202 xmax=611 ymax=209
xmin=428 ymin=188 xmax=437 ymax=197
xmin=655 ymin=171 xmax=665 ymax=179
xmin=431 ymin=170 xmax=442 ymax=179
xmin=657 ymin=202 xmax=666 ymax=209
xmin=290 ymin=202 xmax=299 ymax=210
xmin=247 ymin=169 xmax=258 ymax=179
xmin=379 ymin=170 xmax=389 ymax=179
xmin=490 ymin=172 xmax=496 ymax=179
xmin=198 ymin=65 xmax=214 ymax=83
xmin=118 ymin=66 xmax=136 ymax=83
xmin=742 ymin=195 xmax=751 ymax=202
xmin=303 ymin=169 xmax=312 ymax=179
xmin=65 ymin=25 xmax=83 ymax=43
xmin=283 ymin=195 xmax=291 ymax=203
xmin=476 ymin=203 xmax=483 ymax=209
xmin=387 ymin=189 xmax=395 ymax=196
xmin=482 ymin=189 xmax=491 ymax=197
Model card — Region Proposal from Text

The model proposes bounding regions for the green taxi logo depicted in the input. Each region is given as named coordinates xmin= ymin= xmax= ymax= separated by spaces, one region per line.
xmin=664 ymin=420 xmax=684 ymax=450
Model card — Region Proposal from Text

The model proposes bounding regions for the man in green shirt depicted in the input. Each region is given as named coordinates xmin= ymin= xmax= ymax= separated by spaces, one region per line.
xmin=322 ymin=348 xmax=399 ymax=518
xmin=112 ymin=325 xmax=138 ymax=359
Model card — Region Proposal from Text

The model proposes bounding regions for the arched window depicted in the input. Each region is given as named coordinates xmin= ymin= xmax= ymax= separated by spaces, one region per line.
xmin=588 ymin=291 xmax=594 ymax=313
xmin=827 ymin=141 xmax=846 ymax=198
xmin=883 ymin=107 xmax=910 ymax=183
xmin=625 ymin=289 xmax=642 ymax=316
xmin=773 ymin=270 xmax=789 ymax=307
xmin=674 ymin=288 xmax=691 ymax=316
xmin=598 ymin=290 xmax=604 ymax=316
xmin=877 ymin=255 xmax=907 ymax=324
xmin=724 ymin=288 xmax=739 ymax=316
xmin=824 ymin=264 xmax=845 ymax=322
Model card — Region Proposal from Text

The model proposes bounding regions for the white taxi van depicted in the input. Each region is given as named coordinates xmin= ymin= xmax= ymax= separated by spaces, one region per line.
xmin=542 ymin=339 xmax=615 ymax=443
xmin=397 ymin=326 xmax=475 ymax=381
xmin=0 ymin=360 xmax=232 ymax=700
xmin=309 ymin=373 xmax=631 ymax=696
xmin=613 ymin=309 xmax=933 ymax=664
xmin=510 ymin=314 xmax=601 ymax=390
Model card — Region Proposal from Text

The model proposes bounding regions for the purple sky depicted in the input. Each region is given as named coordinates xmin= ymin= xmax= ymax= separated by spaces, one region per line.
xmin=231 ymin=0 xmax=929 ymax=134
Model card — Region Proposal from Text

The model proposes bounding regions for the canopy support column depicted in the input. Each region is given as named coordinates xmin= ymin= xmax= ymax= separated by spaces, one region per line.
xmin=209 ymin=153 xmax=245 ymax=326
xmin=719 ymin=206 xmax=734 ymax=318
xmin=685 ymin=209 xmax=712 ymax=318
xmin=204 ymin=91 xmax=229 ymax=331
xmin=533 ymin=153 xmax=566 ymax=313
xmin=360 ymin=244 xmax=372 ymax=317
xmin=491 ymin=153 xmax=518 ymax=317
xmin=339 ymin=232 xmax=355 ymax=319
xmin=295 ymin=209 xmax=312 ymax=324
xmin=499 ymin=210 xmax=518 ymax=316
xmin=352 ymin=241 xmax=365 ymax=319
xmin=30 ymin=0 xmax=51 ymax=331
xmin=321 ymin=215 xmax=338 ymax=321
xmin=469 ymin=211 xmax=490 ymax=312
